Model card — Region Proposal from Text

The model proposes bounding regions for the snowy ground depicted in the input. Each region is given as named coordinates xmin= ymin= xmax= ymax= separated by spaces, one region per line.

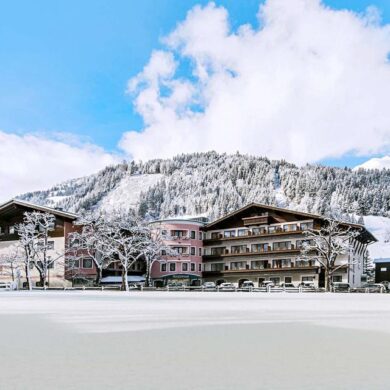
xmin=1 ymin=291 xmax=390 ymax=389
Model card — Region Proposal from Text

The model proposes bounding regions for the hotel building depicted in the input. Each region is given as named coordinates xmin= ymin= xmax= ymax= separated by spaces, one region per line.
xmin=201 ymin=203 xmax=376 ymax=288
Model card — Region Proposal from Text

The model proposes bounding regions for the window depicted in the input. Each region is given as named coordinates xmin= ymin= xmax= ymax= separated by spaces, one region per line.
xmin=251 ymin=260 xmax=269 ymax=270
xmin=253 ymin=227 xmax=268 ymax=235
xmin=238 ymin=229 xmax=247 ymax=237
xmin=161 ymin=230 xmax=168 ymax=237
xmin=82 ymin=258 xmax=93 ymax=269
xmin=9 ymin=226 xmax=15 ymax=235
xmin=198 ymin=263 xmax=202 ymax=272
xmin=190 ymin=247 xmax=196 ymax=256
xmin=300 ymin=222 xmax=314 ymax=231
xmin=211 ymin=232 xmax=221 ymax=239
xmin=161 ymin=263 xmax=167 ymax=272
xmin=182 ymin=263 xmax=188 ymax=272
xmin=251 ymin=243 xmax=268 ymax=253
xmin=171 ymin=230 xmax=186 ymax=238
xmin=169 ymin=263 xmax=176 ymax=272
xmin=47 ymin=241 xmax=54 ymax=250
xmin=285 ymin=276 xmax=292 ymax=283
xmin=231 ymin=245 xmax=248 ymax=254
xmin=332 ymin=275 xmax=342 ymax=282
xmin=272 ymin=259 xmax=291 ymax=268
xmin=273 ymin=241 xmax=292 ymax=251
xmin=211 ymin=263 xmax=224 ymax=271
xmin=302 ymin=276 xmax=314 ymax=282
xmin=67 ymin=259 xmax=80 ymax=268
xmin=199 ymin=232 xmax=203 ymax=240
xmin=283 ymin=224 xmax=297 ymax=232
xmin=230 ymin=261 xmax=246 ymax=270
xmin=172 ymin=247 xmax=188 ymax=254
xmin=198 ymin=248 xmax=202 ymax=256
xmin=161 ymin=249 xmax=167 ymax=256
xmin=191 ymin=263 xmax=195 ymax=272
xmin=190 ymin=231 xmax=196 ymax=239
xmin=224 ymin=230 xmax=236 ymax=238
xmin=211 ymin=247 xmax=226 ymax=255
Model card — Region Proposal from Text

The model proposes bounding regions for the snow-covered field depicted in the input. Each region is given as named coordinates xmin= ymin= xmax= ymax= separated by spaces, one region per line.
xmin=1 ymin=291 xmax=390 ymax=389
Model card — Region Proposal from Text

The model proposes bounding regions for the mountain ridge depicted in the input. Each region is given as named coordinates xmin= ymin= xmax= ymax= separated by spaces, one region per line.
xmin=17 ymin=152 xmax=390 ymax=223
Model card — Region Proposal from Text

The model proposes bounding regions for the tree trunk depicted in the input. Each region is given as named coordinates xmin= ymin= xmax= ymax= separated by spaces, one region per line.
xmin=121 ymin=267 xmax=128 ymax=291
xmin=95 ymin=267 xmax=103 ymax=286
xmin=145 ymin=258 xmax=151 ymax=287
xmin=25 ymin=263 xmax=32 ymax=291
xmin=325 ymin=269 xmax=332 ymax=292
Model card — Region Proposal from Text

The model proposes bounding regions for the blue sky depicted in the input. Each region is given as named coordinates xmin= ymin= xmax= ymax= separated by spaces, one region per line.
xmin=0 ymin=0 xmax=389 ymax=169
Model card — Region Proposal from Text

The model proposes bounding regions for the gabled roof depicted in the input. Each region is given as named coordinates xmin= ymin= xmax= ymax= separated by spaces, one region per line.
xmin=204 ymin=202 xmax=377 ymax=243
xmin=0 ymin=199 xmax=78 ymax=220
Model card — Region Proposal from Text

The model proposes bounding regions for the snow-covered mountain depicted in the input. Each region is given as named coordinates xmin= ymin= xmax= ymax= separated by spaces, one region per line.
xmin=18 ymin=151 xmax=390 ymax=258
xmin=19 ymin=151 xmax=390 ymax=219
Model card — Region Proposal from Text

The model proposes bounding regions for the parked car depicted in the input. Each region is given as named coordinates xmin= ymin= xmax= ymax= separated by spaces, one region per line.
xmin=298 ymin=281 xmax=316 ymax=290
xmin=261 ymin=280 xmax=275 ymax=288
xmin=332 ymin=282 xmax=350 ymax=292
xmin=240 ymin=281 xmax=255 ymax=291
xmin=202 ymin=282 xmax=216 ymax=290
xmin=361 ymin=283 xmax=386 ymax=293
xmin=218 ymin=282 xmax=236 ymax=291
xmin=280 ymin=282 xmax=295 ymax=289
xmin=0 ymin=282 xmax=11 ymax=290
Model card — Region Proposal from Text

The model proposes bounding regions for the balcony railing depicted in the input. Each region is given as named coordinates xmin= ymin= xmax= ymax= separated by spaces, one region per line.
xmin=203 ymin=263 xmax=318 ymax=274
xmin=205 ymin=227 xmax=309 ymax=242
xmin=204 ymin=245 xmax=301 ymax=258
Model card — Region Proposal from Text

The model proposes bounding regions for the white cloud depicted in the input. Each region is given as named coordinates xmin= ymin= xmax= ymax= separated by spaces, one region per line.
xmin=355 ymin=156 xmax=390 ymax=170
xmin=0 ymin=131 xmax=118 ymax=202
xmin=120 ymin=0 xmax=390 ymax=164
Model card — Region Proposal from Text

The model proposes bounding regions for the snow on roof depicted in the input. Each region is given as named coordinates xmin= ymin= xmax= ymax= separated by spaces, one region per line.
xmin=0 ymin=199 xmax=78 ymax=220
xmin=374 ymin=258 xmax=390 ymax=264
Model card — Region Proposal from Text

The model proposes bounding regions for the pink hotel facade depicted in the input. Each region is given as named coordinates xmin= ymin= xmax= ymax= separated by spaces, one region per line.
xmin=149 ymin=218 xmax=207 ymax=287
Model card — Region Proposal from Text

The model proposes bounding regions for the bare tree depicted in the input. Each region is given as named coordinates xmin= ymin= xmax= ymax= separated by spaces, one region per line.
xmin=69 ymin=214 xmax=115 ymax=285
xmin=300 ymin=218 xmax=360 ymax=291
xmin=0 ymin=244 xmax=23 ymax=286
xmin=15 ymin=220 xmax=36 ymax=290
xmin=16 ymin=211 xmax=64 ymax=288
xmin=100 ymin=217 xmax=148 ymax=291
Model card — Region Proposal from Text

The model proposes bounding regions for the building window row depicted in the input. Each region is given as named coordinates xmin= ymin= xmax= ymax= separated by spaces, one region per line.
xmin=205 ymin=258 xmax=318 ymax=272
xmin=160 ymin=262 xmax=199 ymax=273
xmin=209 ymin=221 xmax=314 ymax=239
xmin=207 ymin=240 xmax=313 ymax=255
xmin=161 ymin=246 xmax=202 ymax=256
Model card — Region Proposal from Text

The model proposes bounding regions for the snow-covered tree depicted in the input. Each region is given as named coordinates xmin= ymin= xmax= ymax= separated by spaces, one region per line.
xmin=100 ymin=216 xmax=148 ymax=291
xmin=300 ymin=218 xmax=360 ymax=291
xmin=0 ymin=244 xmax=23 ymax=286
xmin=15 ymin=220 xmax=37 ymax=290
xmin=68 ymin=213 xmax=115 ymax=285
xmin=15 ymin=211 xmax=64 ymax=288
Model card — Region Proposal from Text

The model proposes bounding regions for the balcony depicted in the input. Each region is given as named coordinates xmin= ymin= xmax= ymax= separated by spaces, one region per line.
xmin=202 ymin=263 xmax=318 ymax=276
xmin=204 ymin=227 xmax=307 ymax=244
xmin=203 ymin=246 xmax=301 ymax=260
